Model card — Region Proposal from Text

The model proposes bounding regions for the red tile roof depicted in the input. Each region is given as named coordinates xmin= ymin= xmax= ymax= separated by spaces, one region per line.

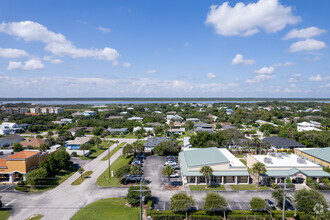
xmin=0 ymin=159 xmax=7 ymax=167
xmin=6 ymin=151 xmax=40 ymax=160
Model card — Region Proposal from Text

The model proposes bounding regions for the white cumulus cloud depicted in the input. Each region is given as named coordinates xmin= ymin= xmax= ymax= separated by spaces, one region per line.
xmin=207 ymin=72 xmax=216 ymax=79
xmin=254 ymin=66 xmax=275 ymax=75
xmin=309 ymin=74 xmax=330 ymax=82
xmin=8 ymin=59 xmax=45 ymax=70
xmin=98 ymin=26 xmax=112 ymax=33
xmin=273 ymin=62 xmax=295 ymax=67
xmin=122 ymin=62 xmax=131 ymax=68
xmin=288 ymin=73 xmax=301 ymax=83
xmin=145 ymin=69 xmax=157 ymax=74
xmin=205 ymin=0 xmax=300 ymax=36
xmin=283 ymin=27 xmax=326 ymax=40
xmin=0 ymin=48 xmax=29 ymax=58
xmin=231 ymin=54 xmax=255 ymax=65
xmin=0 ymin=21 xmax=120 ymax=62
xmin=246 ymin=74 xmax=274 ymax=84
xmin=288 ymin=38 xmax=327 ymax=52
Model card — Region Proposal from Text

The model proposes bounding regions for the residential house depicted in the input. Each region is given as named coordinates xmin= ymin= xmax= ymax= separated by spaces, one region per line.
xmin=65 ymin=137 xmax=90 ymax=150
xmin=20 ymin=138 xmax=45 ymax=148
xmin=297 ymin=121 xmax=321 ymax=132
xmin=144 ymin=137 xmax=170 ymax=152
xmin=0 ymin=122 xmax=21 ymax=135
xmin=207 ymin=114 xmax=218 ymax=122
xmin=107 ymin=116 xmax=124 ymax=120
xmin=183 ymin=137 xmax=192 ymax=148
xmin=168 ymin=128 xmax=185 ymax=134
xmin=146 ymin=122 xmax=162 ymax=127
xmin=246 ymin=152 xmax=330 ymax=185
xmin=166 ymin=114 xmax=183 ymax=122
xmin=179 ymin=147 xmax=249 ymax=185
xmin=107 ymin=128 xmax=128 ymax=134
xmin=83 ymin=111 xmax=96 ymax=117
xmin=67 ymin=127 xmax=95 ymax=136
xmin=194 ymin=123 xmax=214 ymax=133
xmin=133 ymin=127 xmax=154 ymax=133
xmin=0 ymin=134 xmax=24 ymax=148
xmin=71 ymin=112 xmax=83 ymax=117
xmin=128 ymin=116 xmax=143 ymax=122
xmin=262 ymin=136 xmax=305 ymax=150
xmin=186 ymin=118 xmax=200 ymax=123
xmin=0 ymin=150 xmax=47 ymax=182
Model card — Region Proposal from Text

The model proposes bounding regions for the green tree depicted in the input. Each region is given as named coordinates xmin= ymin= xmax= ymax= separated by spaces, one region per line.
xmin=272 ymin=189 xmax=284 ymax=207
xmin=47 ymin=131 xmax=54 ymax=139
xmin=129 ymin=165 xmax=142 ymax=183
xmin=203 ymin=192 xmax=228 ymax=218
xmin=13 ymin=142 xmax=23 ymax=152
xmin=78 ymin=167 xmax=85 ymax=179
xmin=294 ymin=189 xmax=328 ymax=214
xmin=115 ymin=164 xmax=131 ymax=180
xmin=126 ymin=185 xmax=151 ymax=206
xmin=123 ymin=144 xmax=133 ymax=157
xmin=250 ymin=197 xmax=273 ymax=219
xmin=153 ymin=141 xmax=178 ymax=156
xmin=91 ymin=137 xmax=102 ymax=149
xmin=79 ymin=143 xmax=92 ymax=156
xmin=154 ymin=126 xmax=163 ymax=136
xmin=92 ymin=127 xmax=104 ymax=136
xmin=26 ymin=167 xmax=48 ymax=188
xmin=74 ymin=129 xmax=85 ymax=138
xmin=39 ymin=143 xmax=48 ymax=152
xmin=170 ymin=193 xmax=195 ymax=219
xmin=184 ymin=120 xmax=194 ymax=131
xmin=252 ymin=162 xmax=266 ymax=187
xmin=162 ymin=165 xmax=174 ymax=186
xmin=200 ymin=165 xmax=213 ymax=188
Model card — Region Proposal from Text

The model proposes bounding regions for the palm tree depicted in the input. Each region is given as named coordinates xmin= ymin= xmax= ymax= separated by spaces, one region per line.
xmin=130 ymin=165 xmax=142 ymax=184
xmin=162 ymin=165 xmax=174 ymax=186
xmin=252 ymin=162 xmax=267 ymax=187
xmin=200 ymin=166 xmax=213 ymax=188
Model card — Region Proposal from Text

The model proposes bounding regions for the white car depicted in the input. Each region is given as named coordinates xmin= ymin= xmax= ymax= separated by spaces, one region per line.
xmin=165 ymin=161 xmax=177 ymax=166
xmin=170 ymin=172 xmax=179 ymax=178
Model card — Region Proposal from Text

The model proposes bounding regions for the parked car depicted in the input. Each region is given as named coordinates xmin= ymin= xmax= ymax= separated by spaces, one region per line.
xmin=167 ymin=156 xmax=177 ymax=161
xmin=285 ymin=200 xmax=295 ymax=211
xmin=125 ymin=175 xmax=142 ymax=182
xmin=131 ymin=160 xmax=142 ymax=166
xmin=170 ymin=172 xmax=180 ymax=178
xmin=171 ymin=164 xmax=180 ymax=170
xmin=136 ymin=155 xmax=146 ymax=160
xmin=265 ymin=199 xmax=275 ymax=210
xmin=165 ymin=161 xmax=177 ymax=166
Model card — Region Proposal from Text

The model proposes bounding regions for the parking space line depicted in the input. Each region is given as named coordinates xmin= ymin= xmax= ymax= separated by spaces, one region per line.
xmin=238 ymin=203 xmax=243 ymax=210
xmin=1 ymin=185 xmax=12 ymax=191
xmin=5 ymin=199 xmax=16 ymax=207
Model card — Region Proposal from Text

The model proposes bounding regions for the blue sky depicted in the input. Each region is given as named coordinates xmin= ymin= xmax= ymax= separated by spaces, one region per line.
xmin=0 ymin=0 xmax=329 ymax=98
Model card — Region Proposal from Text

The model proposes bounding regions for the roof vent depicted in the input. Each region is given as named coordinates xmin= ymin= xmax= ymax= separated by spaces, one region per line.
xmin=264 ymin=157 xmax=272 ymax=164
xmin=297 ymin=157 xmax=306 ymax=164
xmin=276 ymin=153 xmax=283 ymax=159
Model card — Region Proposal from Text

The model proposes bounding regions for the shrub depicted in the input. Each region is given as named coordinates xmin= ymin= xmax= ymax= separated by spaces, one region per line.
xmin=271 ymin=183 xmax=278 ymax=189
xmin=71 ymin=152 xmax=78 ymax=157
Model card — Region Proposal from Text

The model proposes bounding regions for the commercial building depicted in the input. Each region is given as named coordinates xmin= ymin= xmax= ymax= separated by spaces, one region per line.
xmin=0 ymin=150 xmax=47 ymax=182
xmin=246 ymin=152 xmax=330 ymax=185
xmin=179 ymin=147 xmax=249 ymax=185
xmin=295 ymin=147 xmax=330 ymax=167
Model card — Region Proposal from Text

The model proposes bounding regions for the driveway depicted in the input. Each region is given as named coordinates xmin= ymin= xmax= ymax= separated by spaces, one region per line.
xmin=143 ymin=156 xmax=166 ymax=190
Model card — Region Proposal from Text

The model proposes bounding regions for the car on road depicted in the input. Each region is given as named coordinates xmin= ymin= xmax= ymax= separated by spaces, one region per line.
xmin=265 ymin=199 xmax=275 ymax=210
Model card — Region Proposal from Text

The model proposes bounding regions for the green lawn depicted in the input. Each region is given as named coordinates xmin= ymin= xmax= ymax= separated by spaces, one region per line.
xmin=71 ymin=171 xmax=93 ymax=185
xmin=16 ymin=166 xmax=78 ymax=193
xmin=97 ymin=156 xmax=133 ymax=187
xmin=101 ymin=142 xmax=126 ymax=161
xmin=240 ymin=159 xmax=247 ymax=165
xmin=190 ymin=185 xmax=226 ymax=191
xmin=230 ymin=184 xmax=270 ymax=191
xmin=80 ymin=141 xmax=113 ymax=160
xmin=26 ymin=214 xmax=44 ymax=220
xmin=0 ymin=210 xmax=10 ymax=220
xmin=106 ymin=133 xmax=138 ymax=139
xmin=235 ymin=154 xmax=244 ymax=158
xmin=71 ymin=197 xmax=139 ymax=220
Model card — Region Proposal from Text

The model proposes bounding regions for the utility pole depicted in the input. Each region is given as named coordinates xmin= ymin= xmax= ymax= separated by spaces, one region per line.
xmin=107 ymin=141 xmax=111 ymax=180
xmin=132 ymin=178 xmax=149 ymax=220
xmin=282 ymin=177 xmax=287 ymax=220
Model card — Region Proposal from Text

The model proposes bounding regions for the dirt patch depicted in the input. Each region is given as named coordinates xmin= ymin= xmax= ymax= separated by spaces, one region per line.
xmin=163 ymin=185 xmax=184 ymax=190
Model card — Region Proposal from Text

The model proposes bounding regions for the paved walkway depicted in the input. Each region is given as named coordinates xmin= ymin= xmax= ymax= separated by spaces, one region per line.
xmin=224 ymin=184 xmax=232 ymax=191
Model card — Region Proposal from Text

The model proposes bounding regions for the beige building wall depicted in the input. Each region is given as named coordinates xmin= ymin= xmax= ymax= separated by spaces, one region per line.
xmin=295 ymin=149 xmax=330 ymax=168
xmin=246 ymin=154 xmax=258 ymax=168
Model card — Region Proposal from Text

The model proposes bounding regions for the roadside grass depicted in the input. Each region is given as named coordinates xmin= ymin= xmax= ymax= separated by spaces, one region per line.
xmin=190 ymin=185 xmax=226 ymax=191
xmin=71 ymin=171 xmax=93 ymax=185
xmin=235 ymin=154 xmax=244 ymax=158
xmin=101 ymin=142 xmax=126 ymax=161
xmin=80 ymin=141 xmax=113 ymax=160
xmin=230 ymin=184 xmax=270 ymax=191
xmin=97 ymin=156 xmax=133 ymax=187
xmin=71 ymin=197 xmax=139 ymax=220
xmin=106 ymin=133 xmax=137 ymax=139
xmin=26 ymin=214 xmax=44 ymax=220
xmin=16 ymin=166 xmax=77 ymax=193
xmin=0 ymin=210 xmax=10 ymax=220
xmin=240 ymin=159 xmax=247 ymax=165
xmin=178 ymin=132 xmax=194 ymax=139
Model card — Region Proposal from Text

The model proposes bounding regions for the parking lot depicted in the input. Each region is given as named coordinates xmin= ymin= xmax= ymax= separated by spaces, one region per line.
xmin=0 ymin=184 xmax=15 ymax=192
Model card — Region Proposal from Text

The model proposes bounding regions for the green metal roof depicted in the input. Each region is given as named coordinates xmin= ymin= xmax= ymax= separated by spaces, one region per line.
xmin=179 ymin=149 xmax=249 ymax=177
xmin=302 ymin=147 xmax=330 ymax=163
xmin=182 ymin=147 xmax=229 ymax=167
xmin=265 ymin=168 xmax=330 ymax=177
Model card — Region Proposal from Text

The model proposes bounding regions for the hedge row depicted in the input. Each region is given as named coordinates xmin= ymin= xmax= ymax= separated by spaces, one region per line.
xmin=149 ymin=210 xmax=310 ymax=220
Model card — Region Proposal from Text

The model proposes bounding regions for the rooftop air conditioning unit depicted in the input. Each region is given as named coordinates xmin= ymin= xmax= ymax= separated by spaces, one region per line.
xmin=297 ymin=157 xmax=306 ymax=164
xmin=276 ymin=153 xmax=283 ymax=159
xmin=264 ymin=157 xmax=272 ymax=164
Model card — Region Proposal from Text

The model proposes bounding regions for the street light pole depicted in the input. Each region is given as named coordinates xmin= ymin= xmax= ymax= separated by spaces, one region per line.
xmin=282 ymin=177 xmax=287 ymax=220
xmin=107 ymin=141 xmax=111 ymax=181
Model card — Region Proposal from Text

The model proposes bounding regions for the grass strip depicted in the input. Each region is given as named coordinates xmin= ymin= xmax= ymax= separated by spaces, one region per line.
xmin=101 ymin=142 xmax=126 ymax=161
xmin=71 ymin=171 xmax=93 ymax=185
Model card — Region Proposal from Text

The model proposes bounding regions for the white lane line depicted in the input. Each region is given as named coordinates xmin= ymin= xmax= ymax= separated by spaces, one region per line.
xmin=163 ymin=202 xmax=166 ymax=210
xmin=5 ymin=199 xmax=16 ymax=207
xmin=1 ymin=185 xmax=12 ymax=191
